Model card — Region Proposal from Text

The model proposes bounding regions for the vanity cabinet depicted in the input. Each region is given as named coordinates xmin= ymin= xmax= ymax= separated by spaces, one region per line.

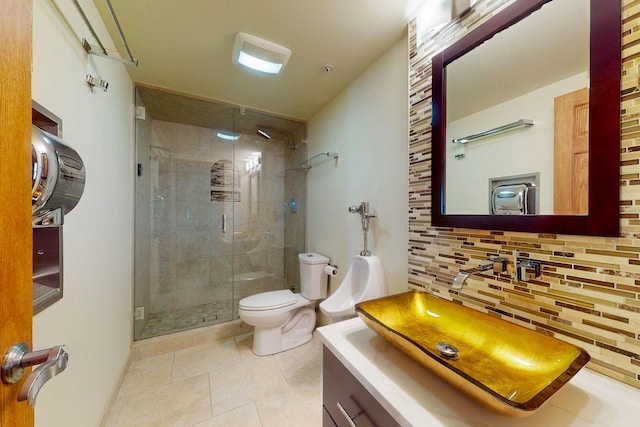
xmin=323 ymin=346 xmax=400 ymax=427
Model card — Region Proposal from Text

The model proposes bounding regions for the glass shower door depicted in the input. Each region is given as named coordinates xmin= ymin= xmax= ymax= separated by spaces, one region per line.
xmin=134 ymin=88 xmax=237 ymax=339
xmin=229 ymin=108 xmax=308 ymax=318
xmin=133 ymin=87 xmax=307 ymax=340
xmin=208 ymin=137 xmax=239 ymax=324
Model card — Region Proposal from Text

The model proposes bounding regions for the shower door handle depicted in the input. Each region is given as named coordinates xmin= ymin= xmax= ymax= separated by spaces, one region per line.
xmin=222 ymin=213 xmax=227 ymax=233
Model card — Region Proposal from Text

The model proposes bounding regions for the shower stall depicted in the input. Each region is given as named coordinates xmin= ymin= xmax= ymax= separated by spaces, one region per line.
xmin=133 ymin=87 xmax=308 ymax=340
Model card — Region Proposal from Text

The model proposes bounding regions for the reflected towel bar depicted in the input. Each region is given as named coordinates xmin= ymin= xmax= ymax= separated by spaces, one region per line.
xmin=452 ymin=119 xmax=534 ymax=144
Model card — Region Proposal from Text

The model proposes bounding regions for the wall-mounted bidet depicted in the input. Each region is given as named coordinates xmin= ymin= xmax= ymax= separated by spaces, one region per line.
xmin=320 ymin=255 xmax=388 ymax=323
xmin=238 ymin=253 xmax=329 ymax=355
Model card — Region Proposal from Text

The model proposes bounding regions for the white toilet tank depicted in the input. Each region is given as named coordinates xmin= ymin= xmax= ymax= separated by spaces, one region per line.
xmin=298 ymin=253 xmax=329 ymax=300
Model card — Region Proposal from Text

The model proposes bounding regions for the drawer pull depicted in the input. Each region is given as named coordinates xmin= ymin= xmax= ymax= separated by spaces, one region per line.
xmin=336 ymin=401 xmax=362 ymax=427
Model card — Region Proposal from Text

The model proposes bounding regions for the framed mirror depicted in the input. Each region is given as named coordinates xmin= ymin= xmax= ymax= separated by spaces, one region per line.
xmin=431 ymin=0 xmax=621 ymax=236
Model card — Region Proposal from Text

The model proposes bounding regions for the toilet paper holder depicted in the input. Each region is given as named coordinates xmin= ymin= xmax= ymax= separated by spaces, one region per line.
xmin=324 ymin=264 xmax=338 ymax=276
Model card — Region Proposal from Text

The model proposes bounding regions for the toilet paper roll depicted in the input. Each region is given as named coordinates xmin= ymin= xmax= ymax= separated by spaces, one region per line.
xmin=324 ymin=265 xmax=338 ymax=276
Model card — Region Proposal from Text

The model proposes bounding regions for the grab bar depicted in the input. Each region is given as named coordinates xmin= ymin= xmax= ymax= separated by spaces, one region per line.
xmin=452 ymin=119 xmax=534 ymax=144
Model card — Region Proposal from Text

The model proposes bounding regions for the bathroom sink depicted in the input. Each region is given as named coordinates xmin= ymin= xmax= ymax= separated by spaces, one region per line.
xmin=355 ymin=291 xmax=590 ymax=417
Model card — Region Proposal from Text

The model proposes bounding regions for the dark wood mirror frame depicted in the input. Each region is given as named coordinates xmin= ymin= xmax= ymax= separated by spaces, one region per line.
xmin=432 ymin=0 xmax=621 ymax=236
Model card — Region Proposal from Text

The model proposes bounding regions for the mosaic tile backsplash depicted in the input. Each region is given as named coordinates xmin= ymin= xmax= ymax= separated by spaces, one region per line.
xmin=408 ymin=0 xmax=640 ymax=388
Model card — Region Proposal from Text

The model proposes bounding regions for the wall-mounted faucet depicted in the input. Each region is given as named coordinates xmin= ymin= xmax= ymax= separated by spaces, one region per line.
xmin=349 ymin=202 xmax=376 ymax=256
xmin=452 ymin=261 xmax=494 ymax=290
xmin=516 ymin=258 xmax=541 ymax=282
xmin=452 ymin=256 xmax=541 ymax=290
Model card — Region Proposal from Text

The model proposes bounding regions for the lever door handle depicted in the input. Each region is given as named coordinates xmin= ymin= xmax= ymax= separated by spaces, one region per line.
xmin=2 ymin=343 xmax=69 ymax=406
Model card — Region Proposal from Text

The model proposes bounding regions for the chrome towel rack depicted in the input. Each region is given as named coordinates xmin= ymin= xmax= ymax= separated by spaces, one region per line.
xmin=452 ymin=119 xmax=534 ymax=145
xmin=50 ymin=0 xmax=138 ymax=66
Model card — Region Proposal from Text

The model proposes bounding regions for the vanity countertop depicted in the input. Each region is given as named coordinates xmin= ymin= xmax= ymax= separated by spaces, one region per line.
xmin=318 ymin=317 xmax=640 ymax=427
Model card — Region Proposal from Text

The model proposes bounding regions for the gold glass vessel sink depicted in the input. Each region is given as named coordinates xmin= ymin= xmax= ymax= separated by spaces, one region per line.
xmin=355 ymin=291 xmax=590 ymax=417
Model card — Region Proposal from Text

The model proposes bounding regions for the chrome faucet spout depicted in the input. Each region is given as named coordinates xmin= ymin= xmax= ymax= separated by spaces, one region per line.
xmin=452 ymin=271 xmax=471 ymax=290
xmin=452 ymin=263 xmax=493 ymax=290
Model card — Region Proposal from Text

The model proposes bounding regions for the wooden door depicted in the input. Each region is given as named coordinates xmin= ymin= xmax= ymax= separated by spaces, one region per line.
xmin=0 ymin=0 xmax=34 ymax=425
xmin=554 ymin=87 xmax=589 ymax=215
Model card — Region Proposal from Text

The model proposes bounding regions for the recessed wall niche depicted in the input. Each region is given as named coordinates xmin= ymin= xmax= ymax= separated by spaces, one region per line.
xmin=31 ymin=101 xmax=63 ymax=314
xmin=211 ymin=160 xmax=241 ymax=202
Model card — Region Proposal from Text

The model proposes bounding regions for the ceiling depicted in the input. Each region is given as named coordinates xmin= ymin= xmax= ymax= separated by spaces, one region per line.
xmin=93 ymin=0 xmax=422 ymax=122
xmin=447 ymin=0 xmax=589 ymax=121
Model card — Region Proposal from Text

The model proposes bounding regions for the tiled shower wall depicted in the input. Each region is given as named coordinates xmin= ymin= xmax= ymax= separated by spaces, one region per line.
xmin=283 ymin=128 xmax=309 ymax=293
xmin=143 ymin=119 xmax=297 ymax=333
xmin=408 ymin=0 xmax=640 ymax=388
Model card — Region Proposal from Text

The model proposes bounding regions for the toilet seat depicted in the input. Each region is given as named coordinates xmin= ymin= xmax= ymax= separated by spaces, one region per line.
xmin=239 ymin=289 xmax=297 ymax=311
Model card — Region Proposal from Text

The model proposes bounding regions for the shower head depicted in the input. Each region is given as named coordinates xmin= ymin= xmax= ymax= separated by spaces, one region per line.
xmin=257 ymin=129 xmax=271 ymax=140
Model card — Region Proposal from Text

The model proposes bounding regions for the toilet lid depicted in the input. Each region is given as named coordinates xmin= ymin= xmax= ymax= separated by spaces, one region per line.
xmin=239 ymin=289 xmax=297 ymax=311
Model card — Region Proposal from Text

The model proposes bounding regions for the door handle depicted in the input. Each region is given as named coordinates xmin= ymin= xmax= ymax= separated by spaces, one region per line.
xmin=222 ymin=213 xmax=227 ymax=233
xmin=1 ymin=342 xmax=69 ymax=406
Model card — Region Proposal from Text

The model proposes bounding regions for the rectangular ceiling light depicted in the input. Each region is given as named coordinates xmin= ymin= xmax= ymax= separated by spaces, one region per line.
xmin=216 ymin=131 xmax=239 ymax=141
xmin=233 ymin=32 xmax=291 ymax=75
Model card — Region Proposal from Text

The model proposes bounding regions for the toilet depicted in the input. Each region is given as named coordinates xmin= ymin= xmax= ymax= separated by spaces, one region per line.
xmin=319 ymin=255 xmax=388 ymax=323
xmin=238 ymin=252 xmax=329 ymax=356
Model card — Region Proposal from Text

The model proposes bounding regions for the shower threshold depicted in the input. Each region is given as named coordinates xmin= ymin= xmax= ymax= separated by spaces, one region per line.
xmin=138 ymin=301 xmax=234 ymax=340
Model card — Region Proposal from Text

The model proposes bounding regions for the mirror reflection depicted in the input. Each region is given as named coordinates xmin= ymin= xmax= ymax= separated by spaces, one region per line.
xmin=444 ymin=0 xmax=589 ymax=215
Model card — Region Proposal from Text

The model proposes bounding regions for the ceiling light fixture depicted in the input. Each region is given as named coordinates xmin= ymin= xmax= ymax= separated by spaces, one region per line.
xmin=257 ymin=129 xmax=271 ymax=140
xmin=216 ymin=131 xmax=239 ymax=141
xmin=232 ymin=32 xmax=291 ymax=75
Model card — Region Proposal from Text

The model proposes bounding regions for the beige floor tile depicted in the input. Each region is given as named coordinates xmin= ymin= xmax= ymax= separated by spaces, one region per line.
xmin=106 ymin=328 xmax=326 ymax=427
xmin=274 ymin=333 xmax=322 ymax=388
xmin=209 ymin=355 xmax=289 ymax=417
xmin=131 ymin=320 xmax=252 ymax=360
xmin=117 ymin=352 xmax=174 ymax=398
xmin=234 ymin=332 xmax=259 ymax=361
xmin=113 ymin=374 xmax=212 ymax=426
xmin=101 ymin=396 xmax=124 ymax=427
xmin=192 ymin=403 xmax=262 ymax=427
xmin=171 ymin=338 xmax=241 ymax=382
xmin=255 ymin=387 xmax=322 ymax=427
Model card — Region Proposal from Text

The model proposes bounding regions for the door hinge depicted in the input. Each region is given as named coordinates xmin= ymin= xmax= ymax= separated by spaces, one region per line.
xmin=134 ymin=106 xmax=146 ymax=120
xmin=134 ymin=306 xmax=145 ymax=320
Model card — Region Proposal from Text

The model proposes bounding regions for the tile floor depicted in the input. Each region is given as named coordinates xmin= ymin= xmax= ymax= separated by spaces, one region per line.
xmin=103 ymin=321 xmax=323 ymax=426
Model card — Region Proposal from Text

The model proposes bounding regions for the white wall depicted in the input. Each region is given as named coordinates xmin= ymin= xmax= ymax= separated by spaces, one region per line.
xmin=446 ymin=72 xmax=588 ymax=214
xmin=31 ymin=1 xmax=134 ymax=425
xmin=307 ymin=33 xmax=408 ymax=299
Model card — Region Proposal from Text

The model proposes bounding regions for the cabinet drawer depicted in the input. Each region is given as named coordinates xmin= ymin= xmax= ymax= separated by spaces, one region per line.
xmin=323 ymin=346 xmax=400 ymax=427
xmin=323 ymin=405 xmax=337 ymax=427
